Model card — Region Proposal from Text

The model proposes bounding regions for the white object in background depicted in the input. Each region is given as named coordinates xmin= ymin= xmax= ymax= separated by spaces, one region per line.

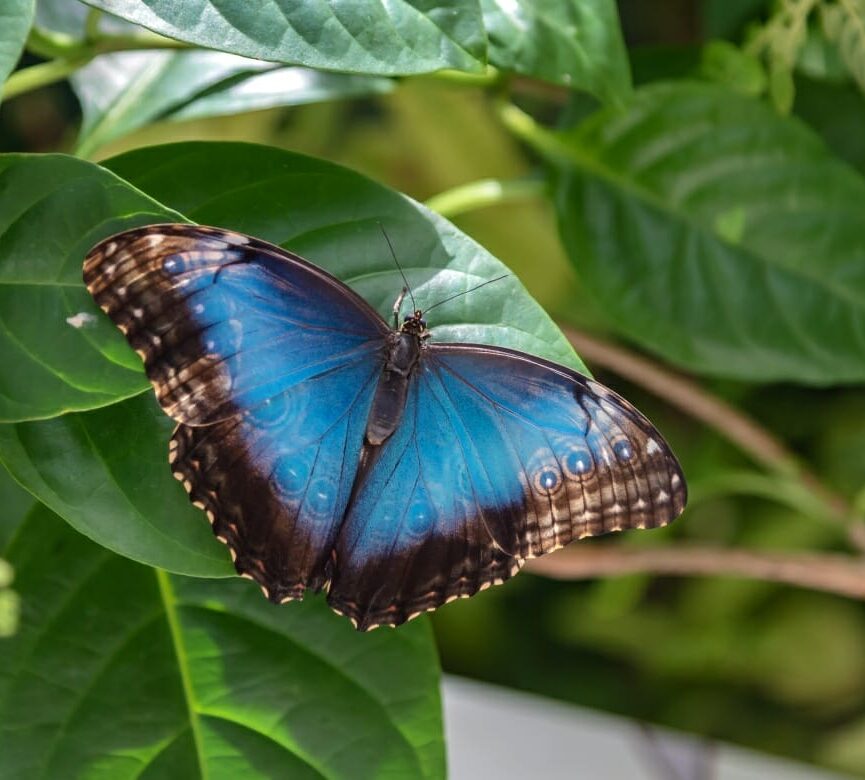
xmin=443 ymin=677 xmax=848 ymax=780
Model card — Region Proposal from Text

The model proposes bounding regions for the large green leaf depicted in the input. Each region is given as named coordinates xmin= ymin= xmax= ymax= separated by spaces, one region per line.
xmin=555 ymin=82 xmax=865 ymax=384
xmin=72 ymin=51 xmax=393 ymax=158
xmin=0 ymin=0 xmax=34 ymax=105
xmin=0 ymin=154 xmax=179 ymax=422
xmin=481 ymin=0 xmax=631 ymax=104
xmin=104 ymin=142 xmax=585 ymax=373
xmin=0 ymin=393 xmax=230 ymax=577
xmin=0 ymin=143 xmax=582 ymax=574
xmin=0 ymin=507 xmax=445 ymax=779
xmin=82 ymin=0 xmax=486 ymax=76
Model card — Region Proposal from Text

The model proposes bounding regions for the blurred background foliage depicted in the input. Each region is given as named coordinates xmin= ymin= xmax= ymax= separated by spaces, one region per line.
xmin=2 ymin=0 xmax=865 ymax=776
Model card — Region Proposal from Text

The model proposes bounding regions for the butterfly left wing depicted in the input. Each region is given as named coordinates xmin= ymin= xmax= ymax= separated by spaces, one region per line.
xmin=84 ymin=224 xmax=390 ymax=600
xmin=328 ymin=343 xmax=686 ymax=630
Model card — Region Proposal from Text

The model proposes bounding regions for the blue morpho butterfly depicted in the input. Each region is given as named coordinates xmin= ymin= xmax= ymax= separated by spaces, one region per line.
xmin=84 ymin=224 xmax=686 ymax=630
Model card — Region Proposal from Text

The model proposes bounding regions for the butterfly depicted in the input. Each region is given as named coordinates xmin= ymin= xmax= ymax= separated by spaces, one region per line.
xmin=83 ymin=224 xmax=686 ymax=630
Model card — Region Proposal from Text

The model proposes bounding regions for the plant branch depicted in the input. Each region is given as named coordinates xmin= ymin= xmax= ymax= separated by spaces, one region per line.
xmin=527 ymin=543 xmax=865 ymax=601
xmin=423 ymin=65 xmax=503 ymax=87
xmin=425 ymin=177 xmax=546 ymax=218
xmin=2 ymin=56 xmax=94 ymax=100
xmin=560 ymin=326 xmax=865 ymax=551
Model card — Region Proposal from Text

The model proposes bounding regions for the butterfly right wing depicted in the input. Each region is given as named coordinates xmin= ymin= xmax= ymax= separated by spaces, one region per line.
xmin=84 ymin=224 xmax=389 ymax=599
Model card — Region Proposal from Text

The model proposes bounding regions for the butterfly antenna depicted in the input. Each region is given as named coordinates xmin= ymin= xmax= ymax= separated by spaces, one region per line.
xmin=378 ymin=223 xmax=416 ymax=312
xmin=423 ymin=273 xmax=511 ymax=315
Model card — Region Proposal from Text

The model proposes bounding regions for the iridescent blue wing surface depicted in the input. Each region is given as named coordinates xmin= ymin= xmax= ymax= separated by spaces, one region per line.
xmin=328 ymin=344 xmax=686 ymax=630
xmin=84 ymin=224 xmax=389 ymax=599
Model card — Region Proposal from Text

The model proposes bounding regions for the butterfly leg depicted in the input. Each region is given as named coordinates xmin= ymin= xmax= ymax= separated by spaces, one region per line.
xmin=392 ymin=287 xmax=408 ymax=329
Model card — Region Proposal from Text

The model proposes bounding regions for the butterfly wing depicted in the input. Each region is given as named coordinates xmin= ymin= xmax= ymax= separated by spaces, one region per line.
xmin=84 ymin=224 xmax=389 ymax=598
xmin=328 ymin=343 xmax=686 ymax=630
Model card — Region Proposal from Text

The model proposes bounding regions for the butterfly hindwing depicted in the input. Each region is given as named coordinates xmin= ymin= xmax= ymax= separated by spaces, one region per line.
xmin=84 ymin=224 xmax=389 ymax=598
xmin=328 ymin=344 xmax=686 ymax=629
xmin=170 ymin=350 xmax=380 ymax=599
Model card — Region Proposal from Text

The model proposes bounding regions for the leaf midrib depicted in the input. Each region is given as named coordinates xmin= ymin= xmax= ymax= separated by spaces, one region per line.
xmin=156 ymin=569 xmax=208 ymax=780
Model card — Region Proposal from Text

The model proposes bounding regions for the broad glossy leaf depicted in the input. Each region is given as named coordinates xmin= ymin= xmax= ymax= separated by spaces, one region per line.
xmin=83 ymin=0 xmax=486 ymax=76
xmin=104 ymin=142 xmax=586 ymax=373
xmin=0 ymin=393 xmax=231 ymax=576
xmin=72 ymin=50 xmax=393 ymax=158
xmin=0 ymin=0 xmax=34 ymax=104
xmin=555 ymin=82 xmax=865 ymax=384
xmin=481 ymin=0 xmax=631 ymax=104
xmin=0 ymin=508 xmax=445 ymax=779
xmin=0 ymin=154 xmax=180 ymax=422
xmin=1 ymin=143 xmax=583 ymax=574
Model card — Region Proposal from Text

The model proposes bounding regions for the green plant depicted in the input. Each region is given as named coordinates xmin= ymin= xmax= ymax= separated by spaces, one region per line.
xmin=1 ymin=1 xmax=865 ymax=777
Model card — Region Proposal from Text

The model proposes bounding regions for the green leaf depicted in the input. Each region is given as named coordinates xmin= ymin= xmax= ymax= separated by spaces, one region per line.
xmin=72 ymin=51 xmax=393 ymax=158
xmin=554 ymin=82 xmax=865 ymax=384
xmin=0 ymin=393 xmax=231 ymax=577
xmin=0 ymin=507 xmax=445 ymax=779
xmin=700 ymin=40 xmax=767 ymax=96
xmin=0 ymin=143 xmax=582 ymax=574
xmin=82 ymin=0 xmax=486 ymax=76
xmin=0 ymin=154 xmax=181 ymax=422
xmin=481 ymin=0 xmax=631 ymax=103
xmin=0 ymin=0 xmax=34 ymax=105
xmin=820 ymin=0 xmax=865 ymax=95
xmin=104 ymin=142 xmax=585 ymax=373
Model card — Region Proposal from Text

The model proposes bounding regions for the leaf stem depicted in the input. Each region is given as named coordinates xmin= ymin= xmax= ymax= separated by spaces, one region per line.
xmin=497 ymin=100 xmax=573 ymax=162
xmin=560 ymin=325 xmax=865 ymax=551
xmin=2 ymin=56 xmax=94 ymax=100
xmin=425 ymin=177 xmax=547 ymax=218
xmin=424 ymin=65 xmax=503 ymax=87
xmin=527 ymin=544 xmax=865 ymax=602
xmin=84 ymin=8 xmax=104 ymax=43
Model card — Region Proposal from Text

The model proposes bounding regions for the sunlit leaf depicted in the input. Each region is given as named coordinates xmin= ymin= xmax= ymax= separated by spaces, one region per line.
xmin=0 ymin=143 xmax=583 ymax=573
xmin=82 ymin=0 xmax=486 ymax=75
xmin=481 ymin=0 xmax=631 ymax=103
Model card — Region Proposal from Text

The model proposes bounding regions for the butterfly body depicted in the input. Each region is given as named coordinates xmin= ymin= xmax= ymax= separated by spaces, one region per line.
xmin=366 ymin=320 xmax=426 ymax=446
xmin=84 ymin=224 xmax=686 ymax=630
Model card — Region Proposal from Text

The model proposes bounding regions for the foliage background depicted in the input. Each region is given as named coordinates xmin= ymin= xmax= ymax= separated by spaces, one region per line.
xmin=1 ymin=0 xmax=865 ymax=777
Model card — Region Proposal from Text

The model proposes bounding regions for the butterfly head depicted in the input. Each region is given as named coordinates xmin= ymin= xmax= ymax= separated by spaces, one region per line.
xmin=401 ymin=309 xmax=428 ymax=338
